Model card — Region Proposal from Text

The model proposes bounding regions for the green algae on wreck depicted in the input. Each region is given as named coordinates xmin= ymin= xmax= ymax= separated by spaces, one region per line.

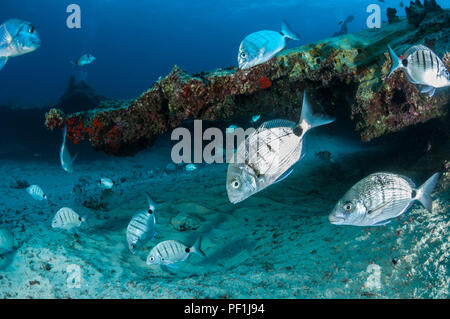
xmin=45 ymin=10 xmax=450 ymax=155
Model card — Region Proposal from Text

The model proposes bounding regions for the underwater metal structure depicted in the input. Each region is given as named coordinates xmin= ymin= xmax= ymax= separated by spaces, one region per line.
xmin=45 ymin=7 xmax=450 ymax=155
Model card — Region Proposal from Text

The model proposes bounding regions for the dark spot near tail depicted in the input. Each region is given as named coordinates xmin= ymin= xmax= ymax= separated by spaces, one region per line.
xmin=402 ymin=59 xmax=408 ymax=67
xmin=293 ymin=126 xmax=303 ymax=137
xmin=148 ymin=209 xmax=153 ymax=215
xmin=185 ymin=248 xmax=190 ymax=253
xmin=411 ymin=190 xmax=417 ymax=198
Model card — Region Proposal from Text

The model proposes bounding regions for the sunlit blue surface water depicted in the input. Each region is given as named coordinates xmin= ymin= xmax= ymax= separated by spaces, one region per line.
xmin=0 ymin=0 xmax=449 ymax=298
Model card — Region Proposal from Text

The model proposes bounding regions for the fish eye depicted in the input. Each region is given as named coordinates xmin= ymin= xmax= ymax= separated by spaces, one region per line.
xmin=240 ymin=52 xmax=246 ymax=59
xmin=149 ymin=256 xmax=154 ymax=261
xmin=343 ymin=202 xmax=353 ymax=212
xmin=231 ymin=179 xmax=241 ymax=189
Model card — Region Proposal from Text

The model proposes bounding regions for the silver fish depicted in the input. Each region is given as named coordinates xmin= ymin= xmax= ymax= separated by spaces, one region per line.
xmin=72 ymin=53 xmax=96 ymax=66
xmin=238 ymin=20 xmax=300 ymax=70
xmin=26 ymin=185 xmax=47 ymax=201
xmin=0 ymin=228 xmax=14 ymax=254
xmin=146 ymin=238 xmax=204 ymax=267
xmin=60 ymin=125 xmax=78 ymax=173
xmin=226 ymin=92 xmax=335 ymax=204
xmin=99 ymin=177 xmax=114 ymax=189
xmin=0 ymin=19 xmax=41 ymax=71
xmin=126 ymin=194 xmax=157 ymax=254
xmin=52 ymin=207 xmax=85 ymax=232
xmin=329 ymin=172 xmax=440 ymax=227
xmin=387 ymin=44 xmax=450 ymax=97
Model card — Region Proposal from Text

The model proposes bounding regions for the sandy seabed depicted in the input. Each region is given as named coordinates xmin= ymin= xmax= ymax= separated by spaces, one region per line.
xmin=0 ymin=128 xmax=448 ymax=299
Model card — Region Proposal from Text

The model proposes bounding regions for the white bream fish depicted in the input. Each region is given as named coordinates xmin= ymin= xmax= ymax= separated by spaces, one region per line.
xmin=26 ymin=185 xmax=47 ymax=201
xmin=60 ymin=125 xmax=78 ymax=173
xmin=0 ymin=19 xmax=41 ymax=71
xmin=226 ymin=92 xmax=335 ymax=204
xmin=126 ymin=194 xmax=157 ymax=254
xmin=329 ymin=172 xmax=440 ymax=227
xmin=146 ymin=238 xmax=204 ymax=268
xmin=387 ymin=44 xmax=450 ymax=97
xmin=238 ymin=20 xmax=300 ymax=70
xmin=0 ymin=228 xmax=14 ymax=254
xmin=52 ymin=207 xmax=85 ymax=232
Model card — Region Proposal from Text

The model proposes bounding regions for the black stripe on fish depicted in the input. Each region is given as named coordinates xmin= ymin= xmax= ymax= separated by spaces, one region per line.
xmin=430 ymin=51 xmax=434 ymax=70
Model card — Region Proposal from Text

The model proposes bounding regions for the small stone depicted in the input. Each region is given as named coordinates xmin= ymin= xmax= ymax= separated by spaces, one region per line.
xmin=171 ymin=212 xmax=201 ymax=232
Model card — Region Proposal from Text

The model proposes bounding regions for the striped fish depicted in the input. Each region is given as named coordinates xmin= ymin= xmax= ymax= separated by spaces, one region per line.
xmin=387 ymin=44 xmax=450 ymax=97
xmin=126 ymin=194 xmax=157 ymax=254
xmin=329 ymin=172 xmax=440 ymax=227
xmin=26 ymin=185 xmax=47 ymax=201
xmin=238 ymin=20 xmax=300 ymax=70
xmin=226 ymin=92 xmax=334 ymax=204
xmin=52 ymin=207 xmax=85 ymax=231
xmin=0 ymin=228 xmax=14 ymax=254
xmin=146 ymin=238 xmax=204 ymax=267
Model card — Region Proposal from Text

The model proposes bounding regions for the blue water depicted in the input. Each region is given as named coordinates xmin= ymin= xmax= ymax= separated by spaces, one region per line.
xmin=0 ymin=0 xmax=449 ymax=299
xmin=1 ymin=0 xmax=449 ymax=105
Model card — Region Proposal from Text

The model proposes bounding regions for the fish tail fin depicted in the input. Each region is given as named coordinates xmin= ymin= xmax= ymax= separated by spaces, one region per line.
xmin=281 ymin=20 xmax=301 ymax=41
xmin=299 ymin=91 xmax=335 ymax=133
xmin=387 ymin=45 xmax=402 ymax=78
xmin=191 ymin=237 xmax=206 ymax=258
xmin=0 ymin=57 xmax=8 ymax=71
xmin=416 ymin=173 xmax=440 ymax=212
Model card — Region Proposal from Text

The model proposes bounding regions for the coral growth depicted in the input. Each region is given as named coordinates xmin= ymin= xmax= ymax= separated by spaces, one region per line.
xmin=45 ymin=9 xmax=450 ymax=155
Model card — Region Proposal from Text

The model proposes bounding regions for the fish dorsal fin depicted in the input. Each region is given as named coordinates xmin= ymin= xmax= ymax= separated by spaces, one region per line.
xmin=367 ymin=199 xmax=393 ymax=217
xmin=0 ymin=24 xmax=12 ymax=46
xmin=260 ymin=119 xmax=296 ymax=130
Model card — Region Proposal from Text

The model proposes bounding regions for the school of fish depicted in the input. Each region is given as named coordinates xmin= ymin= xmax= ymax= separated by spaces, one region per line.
xmin=0 ymin=11 xmax=446 ymax=272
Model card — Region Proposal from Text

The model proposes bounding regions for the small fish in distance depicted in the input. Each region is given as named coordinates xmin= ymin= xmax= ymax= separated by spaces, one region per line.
xmin=26 ymin=185 xmax=47 ymax=201
xmin=0 ymin=19 xmax=41 ymax=71
xmin=387 ymin=44 xmax=450 ymax=97
xmin=60 ymin=125 xmax=78 ymax=173
xmin=99 ymin=177 xmax=114 ymax=189
xmin=52 ymin=207 xmax=86 ymax=232
xmin=238 ymin=20 xmax=300 ymax=70
xmin=329 ymin=172 xmax=440 ymax=227
xmin=71 ymin=53 xmax=96 ymax=67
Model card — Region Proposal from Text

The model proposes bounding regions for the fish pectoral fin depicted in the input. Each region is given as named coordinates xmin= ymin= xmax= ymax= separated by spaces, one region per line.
xmin=367 ymin=200 xmax=393 ymax=218
xmin=274 ymin=168 xmax=294 ymax=184
xmin=371 ymin=220 xmax=392 ymax=227
xmin=427 ymin=88 xmax=436 ymax=98
xmin=0 ymin=56 xmax=8 ymax=71
xmin=166 ymin=263 xmax=179 ymax=269
xmin=420 ymin=85 xmax=434 ymax=94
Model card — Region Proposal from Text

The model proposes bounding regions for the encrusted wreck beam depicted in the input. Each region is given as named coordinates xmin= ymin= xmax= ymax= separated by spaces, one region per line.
xmin=45 ymin=9 xmax=450 ymax=155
